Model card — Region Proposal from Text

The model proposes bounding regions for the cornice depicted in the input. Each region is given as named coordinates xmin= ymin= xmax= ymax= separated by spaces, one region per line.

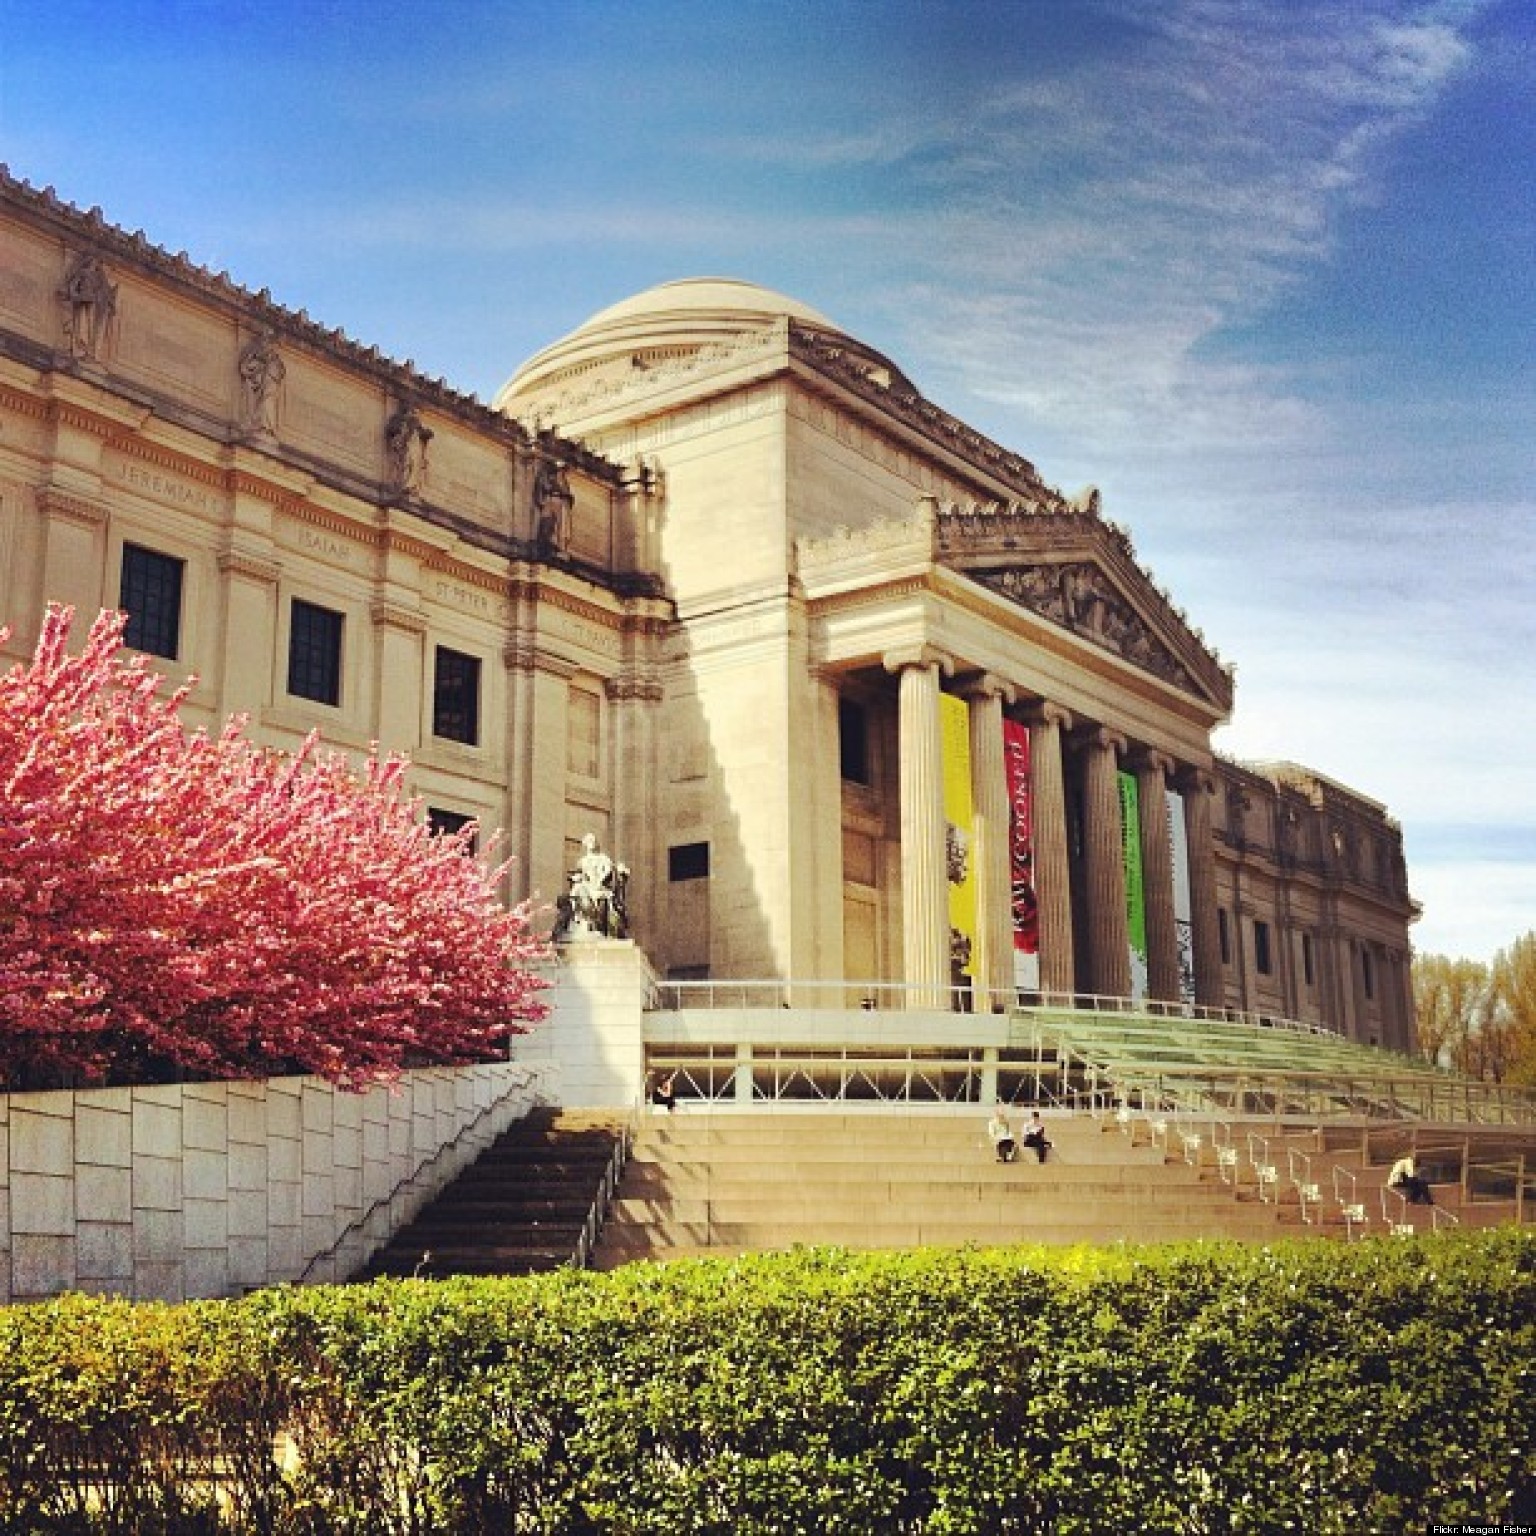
xmin=370 ymin=599 xmax=428 ymax=635
xmin=285 ymin=499 xmax=367 ymax=543
xmin=0 ymin=165 xmax=628 ymax=489
xmin=789 ymin=325 xmax=1049 ymax=500
xmin=0 ymin=381 xmax=48 ymax=420
xmin=217 ymin=547 xmax=282 ymax=584
xmin=36 ymin=486 xmax=108 ymax=527
xmin=604 ymin=673 xmax=665 ymax=703
xmin=109 ymin=434 xmax=226 ymax=490
xmin=502 ymin=637 xmax=581 ymax=678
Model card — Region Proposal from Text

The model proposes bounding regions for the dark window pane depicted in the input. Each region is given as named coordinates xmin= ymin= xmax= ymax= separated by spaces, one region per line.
xmin=427 ymin=807 xmax=478 ymax=850
xmin=120 ymin=544 xmax=184 ymax=659
xmin=1254 ymin=920 xmax=1272 ymax=975
xmin=839 ymin=698 xmax=870 ymax=784
xmin=287 ymin=599 xmax=344 ymax=706
xmin=669 ymin=842 xmax=710 ymax=881
xmin=433 ymin=646 xmax=481 ymax=745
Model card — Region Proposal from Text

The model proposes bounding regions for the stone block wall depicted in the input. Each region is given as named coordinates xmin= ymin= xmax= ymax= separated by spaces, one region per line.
xmin=0 ymin=1060 xmax=545 ymax=1303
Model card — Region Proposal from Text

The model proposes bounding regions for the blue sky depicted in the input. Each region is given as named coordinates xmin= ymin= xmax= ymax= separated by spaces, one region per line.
xmin=3 ymin=0 xmax=1532 ymax=961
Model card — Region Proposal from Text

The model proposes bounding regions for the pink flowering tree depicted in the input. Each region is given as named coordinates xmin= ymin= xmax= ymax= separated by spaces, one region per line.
xmin=0 ymin=605 xmax=548 ymax=1090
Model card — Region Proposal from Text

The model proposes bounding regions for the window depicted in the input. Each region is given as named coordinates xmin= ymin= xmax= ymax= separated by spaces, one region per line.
xmin=1218 ymin=908 xmax=1231 ymax=965
xmin=433 ymin=646 xmax=481 ymax=745
xmin=287 ymin=599 xmax=344 ymax=706
xmin=427 ymin=807 xmax=477 ymax=848
xmin=567 ymin=687 xmax=601 ymax=778
xmin=1302 ymin=932 xmax=1315 ymax=988
xmin=1254 ymin=919 xmax=1272 ymax=976
xmin=1362 ymin=947 xmax=1375 ymax=1000
xmin=839 ymin=698 xmax=870 ymax=785
xmin=120 ymin=543 xmax=184 ymax=659
xmin=669 ymin=842 xmax=710 ymax=881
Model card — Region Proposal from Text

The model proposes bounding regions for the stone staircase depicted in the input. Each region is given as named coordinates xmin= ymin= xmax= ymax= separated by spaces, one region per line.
xmin=591 ymin=1110 xmax=1312 ymax=1268
xmin=360 ymin=1107 xmax=625 ymax=1279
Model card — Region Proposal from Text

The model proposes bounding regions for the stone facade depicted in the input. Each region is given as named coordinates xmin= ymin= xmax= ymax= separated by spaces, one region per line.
xmin=500 ymin=279 xmax=1418 ymax=1050
xmin=0 ymin=179 xmax=1418 ymax=1053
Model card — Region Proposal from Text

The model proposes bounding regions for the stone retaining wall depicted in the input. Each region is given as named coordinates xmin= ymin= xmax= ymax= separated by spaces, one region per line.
xmin=0 ymin=1061 xmax=546 ymax=1303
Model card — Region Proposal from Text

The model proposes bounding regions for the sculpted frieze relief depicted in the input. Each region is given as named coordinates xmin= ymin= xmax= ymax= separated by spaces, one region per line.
xmin=975 ymin=562 xmax=1196 ymax=690
xmin=523 ymin=326 xmax=782 ymax=426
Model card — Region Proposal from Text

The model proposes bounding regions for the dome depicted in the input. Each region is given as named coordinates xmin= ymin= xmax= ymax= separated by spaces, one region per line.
xmin=496 ymin=276 xmax=907 ymax=414
xmin=579 ymin=277 xmax=840 ymax=334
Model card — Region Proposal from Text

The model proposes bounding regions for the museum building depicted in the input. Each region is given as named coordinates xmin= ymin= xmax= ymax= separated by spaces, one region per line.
xmin=0 ymin=169 xmax=1418 ymax=1053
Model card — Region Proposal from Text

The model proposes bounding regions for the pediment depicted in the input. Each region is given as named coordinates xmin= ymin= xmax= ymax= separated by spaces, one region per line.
xmin=934 ymin=498 xmax=1234 ymax=711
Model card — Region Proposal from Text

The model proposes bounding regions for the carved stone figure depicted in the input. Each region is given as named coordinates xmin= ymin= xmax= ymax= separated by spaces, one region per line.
xmin=945 ymin=822 xmax=969 ymax=886
xmin=59 ymin=251 xmax=116 ymax=360
xmin=238 ymin=332 xmax=285 ymax=435
xmin=533 ymin=455 xmax=575 ymax=554
xmin=555 ymin=832 xmax=630 ymax=940
xmin=386 ymin=403 xmax=432 ymax=495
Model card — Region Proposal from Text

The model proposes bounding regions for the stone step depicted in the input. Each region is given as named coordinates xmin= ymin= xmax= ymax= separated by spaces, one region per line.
xmin=608 ymin=1190 xmax=1259 ymax=1225
xmin=620 ymin=1163 xmax=1209 ymax=1193
xmin=595 ymin=1212 xmax=1299 ymax=1260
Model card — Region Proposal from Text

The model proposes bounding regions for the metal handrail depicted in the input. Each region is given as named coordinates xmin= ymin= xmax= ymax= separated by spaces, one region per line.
xmin=571 ymin=1107 xmax=638 ymax=1270
xmin=296 ymin=1068 xmax=540 ymax=1285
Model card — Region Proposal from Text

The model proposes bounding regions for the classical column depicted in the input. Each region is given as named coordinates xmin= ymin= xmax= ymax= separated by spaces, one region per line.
xmin=884 ymin=648 xmax=951 ymax=1007
xmin=960 ymin=674 xmax=1015 ymax=1012
xmin=1080 ymin=726 xmax=1131 ymax=999
xmin=1178 ymin=767 xmax=1225 ymax=1007
xmin=1134 ymin=750 xmax=1181 ymax=1004
xmin=1028 ymin=702 xmax=1075 ymax=998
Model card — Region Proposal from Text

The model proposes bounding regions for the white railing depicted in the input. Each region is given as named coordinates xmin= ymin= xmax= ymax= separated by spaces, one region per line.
xmin=651 ymin=979 xmax=1341 ymax=1038
xmin=1333 ymin=1167 xmax=1370 ymax=1240
xmin=1287 ymin=1146 xmax=1321 ymax=1224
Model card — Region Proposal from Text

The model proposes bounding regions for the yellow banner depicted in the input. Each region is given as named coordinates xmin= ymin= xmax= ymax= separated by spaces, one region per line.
xmin=940 ymin=693 xmax=976 ymax=979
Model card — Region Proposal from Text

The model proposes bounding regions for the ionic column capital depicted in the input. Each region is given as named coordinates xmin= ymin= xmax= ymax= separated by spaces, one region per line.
xmin=1133 ymin=748 xmax=1176 ymax=781
xmin=1176 ymin=764 xmax=1218 ymax=797
xmin=882 ymin=644 xmax=956 ymax=678
xmin=1024 ymin=699 xmax=1074 ymax=733
xmin=956 ymin=670 xmax=1016 ymax=706
xmin=1078 ymin=725 xmax=1128 ymax=758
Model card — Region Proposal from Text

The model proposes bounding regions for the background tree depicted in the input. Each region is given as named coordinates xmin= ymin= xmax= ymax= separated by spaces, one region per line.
xmin=1490 ymin=931 xmax=1536 ymax=1086
xmin=0 ymin=605 xmax=547 ymax=1090
xmin=1412 ymin=953 xmax=1491 ymax=1072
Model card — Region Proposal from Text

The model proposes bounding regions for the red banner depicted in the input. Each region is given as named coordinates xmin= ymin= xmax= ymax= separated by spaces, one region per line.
xmin=1003 ymin=718 xmax=1039 ymax=989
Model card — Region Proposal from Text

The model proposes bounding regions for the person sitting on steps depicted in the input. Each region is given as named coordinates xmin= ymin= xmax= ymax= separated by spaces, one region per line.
xmin=988 ymin=1106 xmax=1018 ymax=1163
xmin=1388 ymin=1151 xmax=1433 ymax=1205
xmin=1022 ymin=1111 xmax=1052 ymax=1164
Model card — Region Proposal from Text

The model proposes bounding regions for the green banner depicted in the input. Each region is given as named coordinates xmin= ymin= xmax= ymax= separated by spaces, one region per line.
xmin=1118 ymin=770 xmax=1148 ymax=1001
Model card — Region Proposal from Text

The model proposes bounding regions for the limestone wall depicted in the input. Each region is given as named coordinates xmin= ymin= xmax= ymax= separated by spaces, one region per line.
xmin=0 ymin=1060 xmax=545 ymax=1303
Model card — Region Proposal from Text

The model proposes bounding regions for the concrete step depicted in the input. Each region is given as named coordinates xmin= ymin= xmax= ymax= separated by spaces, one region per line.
xmin=608 ymin=1193 xmax=1261 ymax=1227
xmin=596 ymin=1212 xmax=1298 ymax=1259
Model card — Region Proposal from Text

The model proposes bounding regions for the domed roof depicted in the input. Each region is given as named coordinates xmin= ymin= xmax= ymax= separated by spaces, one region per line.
xmin=577 ymin=277 xmax=840 ymax=333
xmin=497 ymin=276 xmax=899 ymax=414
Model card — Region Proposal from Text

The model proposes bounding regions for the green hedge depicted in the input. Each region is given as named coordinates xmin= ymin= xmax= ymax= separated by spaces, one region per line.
xmin=1 ymin=1231 xmax=1533 ymax=1533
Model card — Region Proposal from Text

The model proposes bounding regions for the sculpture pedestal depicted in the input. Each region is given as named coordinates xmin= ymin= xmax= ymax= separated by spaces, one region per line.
xmin=519 ymin=939 xmax=655 ymax=1109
